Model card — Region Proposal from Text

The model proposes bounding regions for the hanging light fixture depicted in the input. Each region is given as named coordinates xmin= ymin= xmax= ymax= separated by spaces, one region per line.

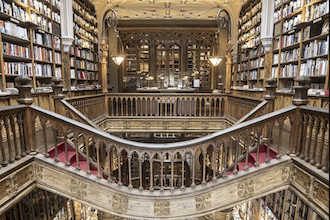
xmin=102 ymin=9 xmax=125 ymax=66
xmin=208 ymin=9 xmax=230 ymax=67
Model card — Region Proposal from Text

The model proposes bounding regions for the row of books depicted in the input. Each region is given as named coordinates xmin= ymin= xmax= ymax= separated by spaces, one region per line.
xmin=305 ymin=1 xmax=329 ymax=22
xmin=74 ymin=25 xmax=96 ymax=43
xmin=33 ymin=31 xmax=52 ymax=47
xmin=77 ymin=71 xmax=87 ymax=80
xmin=73 ymin=13 xmax=97 ymax=34
xmin=239 ymin=12 xmax=261 ymax=33
xmin=30 ymin=12 xmax=52 ymax=33
xmin=0 ymin=0 xmax=27 ymax=22
xmin=54 ymin=52 xmax=61 ymax=64
xmin=52 ymin=11 xmax=60 ymax=24
xmin=70 ymin=69 xmax=75 ymax=79
xmin=240 ymin=71 xmax=248 ymax=80
xmin=250 ymin=59 xmax=259 ymax=69
xmin=2 ymin=62 xmax=32 ymax=76
xmin=51 ymin=0 xmax=60 ymax=9
xmin=282 ymin=0 xmax=302 ymax=18
xmin=310 ymin=83 xmax=325 ymax=90
xmin=300 ymin=58 xmax=328 ymax=76
xmin=302 ymin=38 xmax=329 ymax=58
xmin=238 ymin=24 xmax=260 ymax=43
xmin=0 ymin=20 xmax=29 ymax=40
xmin=239 ymin=2 xmax=261 ymax=25
xmin=72 ymin=1 xmax=96 ymax=25
xmin=282 ymin=13 xmax=302 ymax=33
xmin=75 ymin=35 xmax=95 ymax=50
xmin=87 ymin=72 xmax=97 ymax=80
xmin=280 ymin=48 xmax=300 ymax=63
xmin=55 ymin=67 xmax=61 ymax=78
xmin=53 ymin=36 xmax=61 ymax=50
xmin=35 ymin=63 xmax=52 ymax=77
xmin=249 ymin=70 xmax=258 ymax=80
xmin=3 ymin=42 xmax=30 ymax=58
xmin=86 ymin=62 xmax=97 ymax=71
xmin=30 ymin=0 xmax=51 ymax=18
xmin=33 ymin=46 xmax=52 ymax=62
xmin=272 ymin=66 xmax=278 ymax=78
xmin=76 ymin=59 xmax=85 ymax=69
xmin=281 ymin=31 xmax=301 ymax=48
xmin=279 ymin=64 xmax=298 ymax=78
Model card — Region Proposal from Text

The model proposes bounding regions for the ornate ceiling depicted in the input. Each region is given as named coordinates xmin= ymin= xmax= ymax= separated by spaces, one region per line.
xmin=98 ymin=0 xmax=242 ymax=20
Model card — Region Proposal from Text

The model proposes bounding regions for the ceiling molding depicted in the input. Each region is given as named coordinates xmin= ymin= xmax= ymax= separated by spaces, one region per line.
xmin=118 ymin=19 xmax=218 ymax=28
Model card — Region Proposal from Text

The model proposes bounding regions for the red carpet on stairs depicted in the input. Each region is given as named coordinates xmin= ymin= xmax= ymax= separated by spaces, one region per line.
xmin=47 ymin=143 xmax=106 ymax=179
xmin=226 ymin=144 xmax=278 ymax=175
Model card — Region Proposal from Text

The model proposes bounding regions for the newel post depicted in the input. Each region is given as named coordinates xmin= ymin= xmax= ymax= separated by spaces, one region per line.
xmin=15 ymin=76 xmax=36 ymax=154
xmin=52 ymin=77 xmax=64 ymax=115
xmin=289 ymin=76 xmax=311 ymax=156
xmin=264 ymin=77 xmax=277 ymax=113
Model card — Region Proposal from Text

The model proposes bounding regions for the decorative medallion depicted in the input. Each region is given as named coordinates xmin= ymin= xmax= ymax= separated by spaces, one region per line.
xmin=238 ymin=179 xmax=254 ymax=198
xmin=123 ymin=121 xmax=131 ymax=129
xmin=30 ymin=163 xmax=43 ymax=181
xmin=195 ymin=193 xmax=211 ymax=211
xmin=142 ymin=121 xmax=150 ymax=129
xmin=316 ymin=183 xmax=329 ymax=208
xmin=6 ymin=174 xmax=18 ymax=197
xmin=282 ymin=165 xmax=293 ymax=183
xmin=111 ymin=194 xmax=128 ymax=213
xmin=181 ymin=121 xmax=189 ymax=130
xmin=154 ymin=200 xmax=170 ymax=216
xmin=162 ymin=121 xmax=169 ymax=130
xmin=70 ymin=179 xmax=87 ymax=198
xmin=202 ymin=122 xmax=209 ymax=129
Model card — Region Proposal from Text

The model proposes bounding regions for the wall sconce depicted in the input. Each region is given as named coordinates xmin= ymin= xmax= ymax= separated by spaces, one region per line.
xmin=102 ymin=9 xmax=125 ymax=66
xmin=208 ymin=9 xmax=231 ymax=67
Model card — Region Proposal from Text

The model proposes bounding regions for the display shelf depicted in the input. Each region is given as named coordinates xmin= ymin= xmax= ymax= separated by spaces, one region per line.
xmin=272 ymin=0 xmax=329 ymax=94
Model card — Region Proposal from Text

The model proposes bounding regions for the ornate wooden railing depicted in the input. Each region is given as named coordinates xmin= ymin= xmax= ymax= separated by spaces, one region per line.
xmin=1 ymin=76 xmax=328 ymax=192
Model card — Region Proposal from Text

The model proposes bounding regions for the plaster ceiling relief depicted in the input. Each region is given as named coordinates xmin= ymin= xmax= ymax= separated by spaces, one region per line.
xmin=97 ymin=0 xmax=241 ymax=20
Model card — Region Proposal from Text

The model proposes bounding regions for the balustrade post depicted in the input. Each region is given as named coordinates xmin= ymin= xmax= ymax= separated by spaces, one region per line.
xmin=181 ymin=156 xmax=185 ymax=190
xmin=264 ymin=77 xmax=277 ymax=114
xmin=170 ymin=158 xmax=174 ymax=192
xmin=160 ymin=158 xmax=164 ymax=192
xmin=276 ymin=121 xmax=284 ymax=159
xmin=51 ymin=77 xmax=64 ymax=115
xmin=310 ymin=118 xmax=320 ymax=165
xmin=212 ymin=150 xmax=217 ymax=182
xmin=15 ymin=76 xmax=36 ymax=154
xmin=128 ymin=155 xmax=132 ymax=189
xmin=107 ymin=148 xmax=111 ymax=182
xmin=191 ymin=155 xmax=196 ymax=188
xmin=233 ymin=139 xmax=238 ymax=175
xmin=149 ymin=159 xmax=154 ymax=191
xmin=316 ymin=119 xmax=327 ymax=169
xmin=74 ymin=136 xmax=80 ymax=171
xmin=202 ymin=151 xmax=207 ymax=185
xmin=117 ymin=152 xmax=122 ymax=186
xmin=292 ymin=76 xmax=311 ymax=106
xmin=222 ymin=143 xmax=228 ymax=178
xmin=139 ymin=157 xmax=143 ymax=191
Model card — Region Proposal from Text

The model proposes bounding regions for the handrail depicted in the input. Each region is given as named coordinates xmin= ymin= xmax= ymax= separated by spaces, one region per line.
xmin=234 ymin=100 xmax=268 ymax=125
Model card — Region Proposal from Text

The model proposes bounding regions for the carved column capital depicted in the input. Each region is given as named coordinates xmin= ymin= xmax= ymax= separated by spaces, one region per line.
xmin=15 ymin=76 xmax=34 ymax=105
xmin=51 ymin=77 xmax=64 ymax=100
xmin=293 ymin=76 xmax=311 ymax=106
xmin=61 ymin=37 xmax=74 ymax=53
xmin=260 ymin=37 xmax=273 ymax=52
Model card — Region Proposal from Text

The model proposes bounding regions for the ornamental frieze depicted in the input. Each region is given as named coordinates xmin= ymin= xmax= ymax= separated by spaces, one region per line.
xmin=154 ymin=200 xmax=170 ymax=216
xmin=70 ymin=179 xmax=87 ymax=198
xmin=195 ymin=193 xmax=211 ymax=211
xmin=238 ymin=179 xmax=254 ymax=198
xmin=112 ymin=194 xmax=128 ymax=213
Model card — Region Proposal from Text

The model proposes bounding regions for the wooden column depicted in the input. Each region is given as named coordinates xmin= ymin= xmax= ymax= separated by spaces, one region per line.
xmin=225 ymin=40 xmax=233 ymax=94
xmin=100 ymin=38 xmax=108 ymax=93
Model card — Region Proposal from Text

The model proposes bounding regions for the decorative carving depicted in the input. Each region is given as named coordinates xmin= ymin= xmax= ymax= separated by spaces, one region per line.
xmin=282 ymin=165 xmax=294 ymax=183
xmin=6 ymin=174 xmax=18 ymax=197
xmin=195 ymin=193 xmax=211 ymax=211
xmin=70 ymin=179 xmax=87 ymax=198
xmin=294 ymin=169 xmax=309 ymax=191
xmin=111 ymin=194 xmax=128 ymax=213
xmin=162 ymin=121 xmax=169 ymax=130
xmin=142 ymin=121 xmax=150 ymax=129
xmin=238 ymin=179 xmax=254 ymax=198
xmin=123 ymin=121 xmax=131 ymax=129
xmin=30 ymin=163 xmax=43 ymax=181
xmin=306 ymin=177 xmax=318 ymax=199
xmin=202 ymin=121 xmax=209 ymax=129
xmin=154 ymin=200 xmax=170 ymax=216
xmin=181 ymin=121 xmax=189 ymax=129
xmin=316 ymin=183 xmax=329 ymax=208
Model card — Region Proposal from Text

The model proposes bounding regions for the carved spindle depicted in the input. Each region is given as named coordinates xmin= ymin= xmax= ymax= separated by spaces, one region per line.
xmin=85 ymin=137 xmax=91 ymax=175
xmin=204 ymin=98 xmax=207 ymax=117
xmin=222 ymin=143 xmax=228 ymax=178
xmin=300 ymin=114 xmax=308 ymax=159
xmin=140 ymin=98 xmax=143 ymax=116
xmin=0 ymin=118 xmax=8 ymax=166
xmin=4 ymin=117 xmax=14 ymax=163
xmin=53 ymin=130 xmax=59 ymax=162
xmin=199 ymin=98 xmax=202 ymax=116
xmin=74 ymin=136 xmax=80 ymax=171
xmin=170 ymin=158 xmax=174 ymax=192
xmin=64 ymin=134 xmax=70 ymax=166
xmin=276 ymin=121 xmax=284 ymax=159
xmin=145 ymin=97 xmax=148 ymax=116
xmin=202 ymin=151 xmax=207 ymax=185
xmin=316 ymin=119 xmax=328 ymax=169
xmin=42 ymin=122 xmax=49 ymax=158
xmin=128 ymin=155 xmax=132 ymax=189
xmin=121 ymin=98 xmax=124 ymax=116
xmin=181 ymin=156 xmax=185 ymax=190
xmin=17 ymin=113 xmax=26 ymax=157
xmin=107 ymin=148 xmax=111 ymax=182
xmin=160 ymin=158 xmax=164 ymax=191
xmin=10 ymin=116 xmax=20 ymax=160
xmin=309 ymin=118 xmax=321 ymax=165
xmin=130 ymin=97 xmax=134 ymax=116
xmin=265 ymin=125 xmax=272 ymax=163
xmin=149 ymin=159 xmax=154 ymax=191
xmin=305 ymin=115 xmax=314 ymax=162
xmin=212 ymin=150 xmax=217 ymax=182
xmin=164 ymin=97 xmax=168 ymax=116
xmin=191 ymin=155 xmax=196 ymax=188
xmin=233 ymin=139 xmax=238 ymax=175
xmin=139 ymin=157 xmax=143 ymax=191
xmin=116 ymin=98 xmax=119 ymax=116
xmin=110 ymin=97 xmax=114 ymax=116
xmin=160 ymin=97 xmax=163 ymax=116
xmin=117 ymin=153 xmax=122 ymax=186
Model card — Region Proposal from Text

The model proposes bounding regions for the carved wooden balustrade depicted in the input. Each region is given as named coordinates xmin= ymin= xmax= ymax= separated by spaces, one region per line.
xmin=0 ymin=76 xmax=328 ymax=193
xmin=107 ymin=93 xmax=226 ymax=117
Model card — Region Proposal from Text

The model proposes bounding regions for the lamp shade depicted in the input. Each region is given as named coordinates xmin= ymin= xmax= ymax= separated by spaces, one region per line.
xmin=209 ymin=56 xmax=222 ymax=66
xmin=112 ymin=56 xmax=125 ymax=66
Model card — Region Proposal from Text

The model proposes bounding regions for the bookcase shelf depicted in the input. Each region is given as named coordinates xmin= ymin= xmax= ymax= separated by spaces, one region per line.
xmin=272 ymin=0 xmax=329 ymax=95
xmin=233 ymin=0 xmax=264 ymax=91
xmin=70 ymin=0 xmax=99 ymax=90
xmin=0 ymin=0 xmax=62 ymax=92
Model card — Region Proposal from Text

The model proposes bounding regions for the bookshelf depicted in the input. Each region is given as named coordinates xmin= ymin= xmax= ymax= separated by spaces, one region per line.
xmin=272 ymin=0 xmax=329 ymax=96
xmin=234 ymin=0 xmax=264 ymax=91
xmin=71 ymin=0 xmax=98 ymax=90
xmin=0 ymin=0 xmax=62 ymax=92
